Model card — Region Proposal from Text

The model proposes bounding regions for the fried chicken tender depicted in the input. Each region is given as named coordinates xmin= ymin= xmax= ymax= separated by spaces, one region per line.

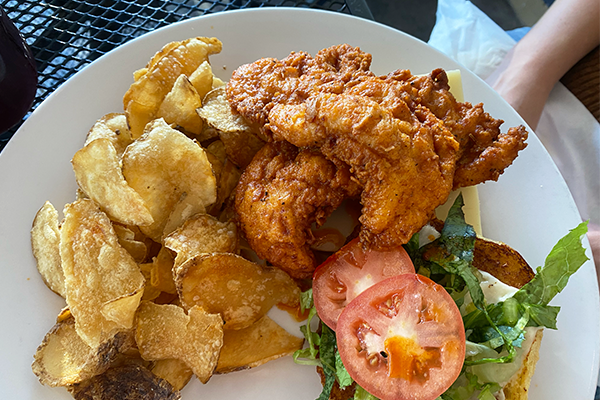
xmin=228 ymin=44 xmax=527 ymax=250
xmin=226 ymin=44 xmax=373 ymax=128
xmin=386 ymin=69 xmax=528 ymax=188
xmin=267 ymin=93 xmax=459 ymax=248
xmin=234 ymin=141 xmax=360 ymax=279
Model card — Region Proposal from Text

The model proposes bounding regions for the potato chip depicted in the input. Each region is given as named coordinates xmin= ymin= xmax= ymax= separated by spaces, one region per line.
xmin=123 ymin=37 xmax=222 ymax=138
xmin=188 ymin=60 xmax=214 ymax=102
xmin=216 ymin=315 xmax=303 ymax=374
xmin=164 ymin=214 xmax=237 ymax=267
xmin=206 ymin=140 xmax=227 ymax=164
xmin=32 ymin=317 xmax=134 ymax=387
xmin=135 ymin=302 xmax=223 ymax=383
xmin=56 ymin=306 xmax=72 ymax=323
xmin=162 ymin=192 xmax=207 ymax=239
xmin=151 ymin=359 xmax=193 ymax=391
xmin=174 ymin=253 xmax=300 ymax=330
xmin=113 ymin=224 xmax=148 ymax=263
xmin=60 ymin=199 xmax=145 ymax=348
xmin=196 ymin=87 xmax=265 ymax=168
xmin=68 ymin=364 xmax=180 ymax=400
xmin=121 ymin=119 xmax=217 ymax=241
xmin=84 ymin=113 xmax=132 ymax=157
xmin=213 ymin=159 xmax=241 ymax=214
xmin=473 ymin=237 xmax=535 ymax=289
xmin=31 ymin=201 xmax=65 ymax=297
xmin=157 ymin=74 xmax=203 ymax=136
xmin=144 ymin=246 xmax=177 ymax=294
xmin=72 ymin=138 xmax=154 ymax=227
xmin=212 ymin=76 xmax=225 ymax=88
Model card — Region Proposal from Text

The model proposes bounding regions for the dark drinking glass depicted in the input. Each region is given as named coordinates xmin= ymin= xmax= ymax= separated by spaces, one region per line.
xmin=0 ymin=6 xmax=37 ymax=133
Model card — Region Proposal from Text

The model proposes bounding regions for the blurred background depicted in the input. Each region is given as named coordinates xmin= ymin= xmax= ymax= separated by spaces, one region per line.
xmin=2 ymin=0 xmax=593 ymax=152
xmin=367 ymin=0 xmax=548 ymax=42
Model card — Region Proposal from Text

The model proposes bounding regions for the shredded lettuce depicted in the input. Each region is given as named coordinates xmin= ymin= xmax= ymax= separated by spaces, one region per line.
xmin=294 ymin=288 xmax=357 ymax=399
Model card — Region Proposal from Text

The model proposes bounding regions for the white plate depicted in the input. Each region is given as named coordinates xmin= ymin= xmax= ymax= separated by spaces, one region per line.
xmin=0 ymin=8 xmax=598 ymax=400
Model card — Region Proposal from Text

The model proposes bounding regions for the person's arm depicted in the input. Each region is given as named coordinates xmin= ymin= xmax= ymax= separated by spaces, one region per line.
xmin=490 ymin=0 xmax=599 ymax=130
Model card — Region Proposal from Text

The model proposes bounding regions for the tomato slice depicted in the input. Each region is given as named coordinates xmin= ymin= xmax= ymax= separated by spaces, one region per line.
xmin=312 ymin=238 xmax=415 ymax=330
xmin=336 ymin=274 xmax=465 ymax=400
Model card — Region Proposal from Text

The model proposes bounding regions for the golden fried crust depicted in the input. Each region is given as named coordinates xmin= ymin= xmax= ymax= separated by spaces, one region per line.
xmin=227 ymin=44 xmax=373 ymax=128
xmin=228 ymin=45 xmax=528 ymax=250
xmin=268 ymin=93 xmax=459 ymax=249
xmin=400 ymin=69 xmax=528 ymax=188
xmin=452 ymin=125 xmax=528 ymax=188
xmin=234 ymin=141 xmax=360 ymax=279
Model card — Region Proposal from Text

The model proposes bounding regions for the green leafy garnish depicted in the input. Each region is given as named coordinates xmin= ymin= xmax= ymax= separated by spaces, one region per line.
xmin=513 ymin=221 xmax=589 ymax=306
xmin=293 ymin=289 xmax=357 ymax=399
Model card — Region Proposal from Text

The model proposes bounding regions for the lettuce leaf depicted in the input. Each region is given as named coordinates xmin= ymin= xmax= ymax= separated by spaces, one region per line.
xmin=513 ymin=221 xmax=589 ymax=306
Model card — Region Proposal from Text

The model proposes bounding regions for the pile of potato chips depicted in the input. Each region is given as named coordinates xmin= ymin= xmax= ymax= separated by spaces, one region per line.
xmin=30 ymin=37 xmax=303 ymax=399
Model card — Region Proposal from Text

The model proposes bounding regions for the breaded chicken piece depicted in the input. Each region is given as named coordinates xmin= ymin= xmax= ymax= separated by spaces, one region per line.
xmin=389 ymin=69 xmax=528 ymax=188
xmin=227 ymin=44 xmax=374 ymax=128
xmin=234 ymin=141 xmax=360 ymax=279
xmin=228 ymin=44 xmax=527 ymax=249
xmin=267 ymin=93 xmax=459 ymax=248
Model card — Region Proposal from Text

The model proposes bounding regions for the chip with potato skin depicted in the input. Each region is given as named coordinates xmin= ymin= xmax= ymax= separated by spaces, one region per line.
xmin=123 ymin=37 xmax=222 ymax=139
xmin=121 ymin=119 xmax=217 ymax=241
xmin=31 ymin=201 xmax=65 ymax=298
xmin=216 ymin=315 xmax=304 ymax=374
xmin=72 ymin=138 xmax=154 ymax=227
xmin=60 ymin=199 xmax=145 ymax=348
xmin=32 ymin=317 xmax=135 ymax=387
xmin=68 ymin=364 xmax=181 ymax=400
xmin=135 ymin=302 xmax=223 ymax=384
xmin=174 ymin=253 xmax=300 ymax=330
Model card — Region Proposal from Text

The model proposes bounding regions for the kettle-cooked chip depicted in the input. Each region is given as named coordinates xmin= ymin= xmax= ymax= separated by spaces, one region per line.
xmin=31 ymin=201 xmax=65 ymax=297
xmin=151 ymin=359 xmax=193 ymax=391
xmin=32 ymin=317 xmax=134 ymax=387
xmin=197 ymin=87 xmax=265 ymax=168
xmin=68 ymin=364 xmax=180 ymax=400
xmin=216 ymin=315 xmax=303 ymax=374
xmin=123 ymin=37 xmax=222 ymax=139
xmin=164 ymin=213 xmax=237 ymax=267
xmin=174 ymin=253 xmax=300 ymax=330
xmin=473 ymin=237 xmax=535 ymax=289
xmin=162 ymin=192 xmax=207 ymax=239
xmin=72 ymin=138 xmax=154 ymax=227
xmin=122 ymin=119 xmax=217 ymax=241
xmin=113 ymin=224 xmax=148 ymax=263
xmin=84 ymin=113 xmax=132 ymax=157
xmin=142 ymin=246 xmax=177 ymax=295
xmin=157 ymin=74 xmax=203 ymax=136
xmin=189 ymin=60 xmax=214 ymax=102
xmin=60 ymin=199 xmax=145 ymax=348
xmin=135 ymin=302 xmax=223 ymax=384
xmin=213 ymin=159 xmax=241 ymax=214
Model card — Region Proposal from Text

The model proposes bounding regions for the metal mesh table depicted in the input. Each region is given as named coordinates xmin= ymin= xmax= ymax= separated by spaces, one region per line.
xmin=0 ymin=0 xmax=372 ymax=152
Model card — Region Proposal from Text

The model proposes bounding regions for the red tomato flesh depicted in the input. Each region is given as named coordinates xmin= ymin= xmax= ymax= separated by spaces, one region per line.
xmin=312 ymin=238 xmax=415 ymax=330
xmin=336 ymin=274 xmax=465 ymax=400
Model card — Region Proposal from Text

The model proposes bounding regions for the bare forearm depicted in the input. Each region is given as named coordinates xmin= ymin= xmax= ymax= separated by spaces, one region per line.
xmin=492 ymin=0 xmax=600 ymax=129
